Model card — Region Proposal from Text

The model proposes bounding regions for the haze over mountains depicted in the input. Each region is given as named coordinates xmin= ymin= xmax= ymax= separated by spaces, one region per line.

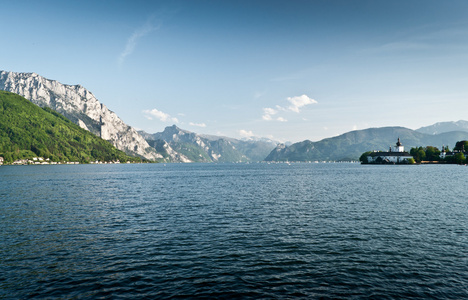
xmin=1 ymin=70 xmax=467 ymax=163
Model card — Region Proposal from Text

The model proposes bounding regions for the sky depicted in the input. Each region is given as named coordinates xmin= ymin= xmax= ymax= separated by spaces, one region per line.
xmin=2 ymin=0 xmax=468 ymax=143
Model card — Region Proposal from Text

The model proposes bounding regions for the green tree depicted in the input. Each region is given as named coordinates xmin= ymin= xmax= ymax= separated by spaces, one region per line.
xmin=410 ymin=147 xmax=426 ymax=163
xmin=454 ymin=152 xmax=466 ymax=165
xmin=417 ymin=149 xmax=426 ymax=162
xmin=3 ymin=152 xmax=12 ymax=163
xmin=425 ymin=146 xmax=440 ymax=161
xmin=454 ymin=141 xmax=468 ymax=152
xmin=359 ymin=151 xmax=372 ymax=163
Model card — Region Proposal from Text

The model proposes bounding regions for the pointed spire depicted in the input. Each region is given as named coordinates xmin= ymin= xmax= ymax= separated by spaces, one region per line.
xmin=396 ymin=137 xmax=402 ymax=147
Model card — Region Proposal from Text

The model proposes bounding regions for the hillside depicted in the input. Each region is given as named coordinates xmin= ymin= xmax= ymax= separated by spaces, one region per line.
xmin=265 ymin=126 xmax=468 ymax=162
xmin=0 ymin=70 xmax=161 ymax=160
xmin=0 ymin=91 xmax=141 ymax=164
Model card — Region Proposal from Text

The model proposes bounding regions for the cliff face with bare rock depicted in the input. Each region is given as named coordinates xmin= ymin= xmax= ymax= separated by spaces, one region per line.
xmin=0 ymin=70 xmax=161 ymax=160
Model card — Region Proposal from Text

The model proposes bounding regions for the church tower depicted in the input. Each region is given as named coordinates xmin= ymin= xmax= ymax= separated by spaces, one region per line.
xmin=393 ymin=138 xmax=404 ymax=152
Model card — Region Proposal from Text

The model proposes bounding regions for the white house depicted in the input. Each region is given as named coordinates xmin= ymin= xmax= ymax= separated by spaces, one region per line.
xmin=440 ymin=147 xmax=468 ymax=159
xmin=0 ymin=157 xmax=3 ymax=165
xmin=367 ymin=138 xmax=413 ymax=164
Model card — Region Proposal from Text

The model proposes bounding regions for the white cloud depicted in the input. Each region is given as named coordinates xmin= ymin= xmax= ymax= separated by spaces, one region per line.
xmin=118 ymin=18 xmax=159 ymax=67
xmin=287 ymin=94 xmax=318 ymax=113
xmin=262 ymin=94 xmax=316 ymax=122
xmin=262 ymin=107 xmax=278 ymax=121
xmin=189 ymin=122 xmax=207 ymax=128
xmin=276 ymin=117 xmax=288 ymax=122
xmin=239 ymin=129 xmax=255 ymax=138
xmin=143 ymin=108 xmax=179 ymax=123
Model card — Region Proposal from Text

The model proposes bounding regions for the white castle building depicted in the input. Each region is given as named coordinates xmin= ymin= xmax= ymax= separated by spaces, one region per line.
xmin=367 ymin=138 xmax=413 ymax=164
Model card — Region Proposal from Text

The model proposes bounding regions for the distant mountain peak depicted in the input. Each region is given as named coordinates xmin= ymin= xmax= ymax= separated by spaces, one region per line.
xmin=164 ymin=124 xmax=190 ymax=134
xmin=140 ymin=125 xmax=278 ymax=163
xmin=416 ymin=120 xmax=468 ymax=135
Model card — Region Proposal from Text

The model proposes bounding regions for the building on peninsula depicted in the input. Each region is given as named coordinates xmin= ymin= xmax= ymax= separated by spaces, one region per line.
xmin=366 ymin=138 xmax=413 ymax=164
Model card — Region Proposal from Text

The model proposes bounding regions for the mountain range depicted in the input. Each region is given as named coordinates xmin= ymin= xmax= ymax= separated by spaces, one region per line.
xmin=0 ymin=70 xmax=278 ymax=163
xmin=265 ymin=126 xmax=468 ymax=162
xmin=2 ymin=70 xmax=467 ymax=163
xmin=139 ymin=125 xmax=278 ymax=163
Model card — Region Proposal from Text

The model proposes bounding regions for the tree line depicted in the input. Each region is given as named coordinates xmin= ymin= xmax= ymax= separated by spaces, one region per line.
xmin=410 ymin=141 xmax=468 ymax=164
xmin=359 ymin=141 xmax=468 ymax=164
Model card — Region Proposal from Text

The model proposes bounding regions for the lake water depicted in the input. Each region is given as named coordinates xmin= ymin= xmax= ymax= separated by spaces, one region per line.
xmin=1 ymin=163 xmax=467 ymax=299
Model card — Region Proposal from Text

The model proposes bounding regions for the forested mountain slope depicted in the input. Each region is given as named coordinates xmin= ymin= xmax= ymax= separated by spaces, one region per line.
xmin=0 ymin=91 xmax=141 ymax=164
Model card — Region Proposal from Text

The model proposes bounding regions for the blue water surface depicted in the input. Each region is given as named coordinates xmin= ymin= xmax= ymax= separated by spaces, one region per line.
xmin=1 ymin=163 xmax=467 ymax=299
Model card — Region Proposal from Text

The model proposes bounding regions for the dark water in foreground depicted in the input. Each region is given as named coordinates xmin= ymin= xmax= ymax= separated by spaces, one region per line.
xmin=1 ymin=163 xmax=467 ymax=299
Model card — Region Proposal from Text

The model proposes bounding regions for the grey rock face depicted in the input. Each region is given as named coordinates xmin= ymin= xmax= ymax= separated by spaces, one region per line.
xmin=141 ymin=125 xmax=278 ymax=163
xmin=0 ymin=70 xmax=161 ymax=160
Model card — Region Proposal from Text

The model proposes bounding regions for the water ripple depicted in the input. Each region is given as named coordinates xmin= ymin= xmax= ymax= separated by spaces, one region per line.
xmin=1 ymin=163 xmax=467 ymax=299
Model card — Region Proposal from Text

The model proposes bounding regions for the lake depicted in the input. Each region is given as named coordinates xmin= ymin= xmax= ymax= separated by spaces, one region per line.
xmin=1 ymin=163 xmax=467 ymax=299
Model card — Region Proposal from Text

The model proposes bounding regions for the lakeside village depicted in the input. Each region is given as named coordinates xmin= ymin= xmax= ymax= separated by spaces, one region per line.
xmin=0 ymin=156 xmax=129 ymax=166
xmin=360 ymin=138 xmax=468 ymax=165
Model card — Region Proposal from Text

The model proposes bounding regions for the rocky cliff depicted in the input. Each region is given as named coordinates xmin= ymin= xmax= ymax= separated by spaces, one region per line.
xmin=0 ymin=70 xmax=161 ymax=160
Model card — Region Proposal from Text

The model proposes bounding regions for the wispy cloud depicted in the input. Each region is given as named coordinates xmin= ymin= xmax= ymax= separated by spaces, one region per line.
xmin=143 ymin=108 xmax=179 ymax=123
xmin=118 ymin=17 xmax=160 ymax=67
xmin=189 ymin=122 xmax=207 ymax=128
xmin=262 ymin=94 xmax=317 ymax=122
xmin=363 ymin=25 xmax=468 ymax=55
xmin=254 ymin=90 xmax=267 ymax=100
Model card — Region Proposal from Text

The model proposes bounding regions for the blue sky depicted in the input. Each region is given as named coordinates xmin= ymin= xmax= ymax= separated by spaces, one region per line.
xmin=2 ymin=0 xmax=468 ymax=142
